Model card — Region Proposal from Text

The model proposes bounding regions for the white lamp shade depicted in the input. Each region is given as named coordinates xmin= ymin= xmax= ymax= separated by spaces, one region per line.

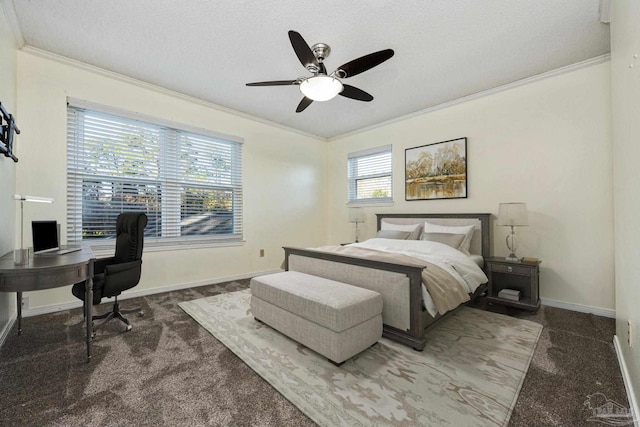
xmin=497 ymin=202 xmax=528 ymax=226
xmin=300 ymin=76 xmax=343 ymax=101
xmin=348 ymin=207 xmax=365 ymax=223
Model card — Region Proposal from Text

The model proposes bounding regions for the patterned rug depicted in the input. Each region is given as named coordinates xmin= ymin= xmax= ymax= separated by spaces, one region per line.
xmin=179 ymin=290 xmax=542 ymax=427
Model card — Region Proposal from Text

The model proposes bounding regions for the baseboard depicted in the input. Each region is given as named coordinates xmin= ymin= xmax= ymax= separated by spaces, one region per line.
xmin=613 ymin=335 xmax=640 ymax=426
xmin=21 ymin=269 xmax=282 ymax=318
xmin=21 ymin=274 xmax=613 ymax=319
xmin=540 ymin=297 xmax=615 ymax=318
xmin=0 ymin=314 xmax=17 ymax=348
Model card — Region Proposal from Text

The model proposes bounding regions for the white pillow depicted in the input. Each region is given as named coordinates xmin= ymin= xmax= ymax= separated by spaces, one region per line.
xmin=421 ymin=232 xmax=466 ymax=249
xmin=423 ymin=222 xmax=475 ymax=255
xmin=375 ymin=230 xmax=411 ymax=240
xmin=380 ymin=221 xmax=422 ymax=240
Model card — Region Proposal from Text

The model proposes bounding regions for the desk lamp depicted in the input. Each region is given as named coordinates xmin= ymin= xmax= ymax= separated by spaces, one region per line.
xmin=13 ymin=194 xmax=54 ymax=265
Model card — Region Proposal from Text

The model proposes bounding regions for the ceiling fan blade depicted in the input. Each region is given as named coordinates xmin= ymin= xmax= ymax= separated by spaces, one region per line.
xmin=335 ymin=49 xmax=394 ymax=78
xmin=296 ymin=97 xmax=313 ymax=113
xmin=340 ymin=84 xmax=374 ymax=102
xmin=288 ymin=30 xmax=319 ymax=71
xmin=246 ymin=80 xmax=299 ymax=86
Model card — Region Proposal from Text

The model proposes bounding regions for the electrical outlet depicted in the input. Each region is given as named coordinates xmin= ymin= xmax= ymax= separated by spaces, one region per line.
xmin=259 ymin=249 xmax=265 ymax=257
xmin=21 ymin=296 xmax=29 ymax=310
xmin=628 ymin=320 xmax=633 ymax=348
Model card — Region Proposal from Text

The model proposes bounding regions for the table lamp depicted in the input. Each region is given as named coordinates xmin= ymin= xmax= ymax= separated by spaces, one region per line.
xmin=348 ymin=207 xmax=365 ymax=243
xmin=496 ymin=202 xmax=528 ymax=262
xmin=13 ymin=194 xmax=54 ymax=265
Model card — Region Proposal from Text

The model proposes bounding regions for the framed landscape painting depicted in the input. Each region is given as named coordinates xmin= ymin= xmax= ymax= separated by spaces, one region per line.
xmin=405 ymin=137 xmax=467 ymax=200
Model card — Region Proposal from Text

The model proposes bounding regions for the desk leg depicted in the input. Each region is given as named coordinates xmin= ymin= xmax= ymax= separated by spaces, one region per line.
xmin=16 ymin=291 xmax=22 ymax=335
xmin=85 ymin=259 xmax=94 ymax=362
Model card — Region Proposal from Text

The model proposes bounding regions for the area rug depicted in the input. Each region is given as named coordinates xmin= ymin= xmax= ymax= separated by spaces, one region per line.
xmin=179 ymin=290 xmax=542 ymax=427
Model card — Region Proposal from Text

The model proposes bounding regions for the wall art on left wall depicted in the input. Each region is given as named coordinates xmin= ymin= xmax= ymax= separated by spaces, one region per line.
xmin=405 ymin=137 xmax=467 ymax=200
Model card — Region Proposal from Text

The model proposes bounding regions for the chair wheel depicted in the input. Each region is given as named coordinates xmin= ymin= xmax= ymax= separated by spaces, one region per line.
xmin=125 ymin=325 xmax=132 ymax=332
xmin=137 ymin=310 xmax=144 ymax=317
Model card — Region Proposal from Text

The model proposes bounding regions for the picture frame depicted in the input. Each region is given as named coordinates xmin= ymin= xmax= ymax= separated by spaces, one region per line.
xmin=405 ymin=137 xmax=467 ymax=200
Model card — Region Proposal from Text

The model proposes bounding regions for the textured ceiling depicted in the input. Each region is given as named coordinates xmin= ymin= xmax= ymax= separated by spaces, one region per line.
xmin=8 ymin=0 xmax=610 ymax=139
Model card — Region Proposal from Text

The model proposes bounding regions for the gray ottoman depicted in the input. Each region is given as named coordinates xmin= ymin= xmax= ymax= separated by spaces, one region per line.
xmin=250 ymin=271 xmax=383 ymax=365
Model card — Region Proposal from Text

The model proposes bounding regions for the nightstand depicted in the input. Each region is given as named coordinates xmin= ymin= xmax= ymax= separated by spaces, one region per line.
xmin=485 ymin=257 xmax=541 ymax=312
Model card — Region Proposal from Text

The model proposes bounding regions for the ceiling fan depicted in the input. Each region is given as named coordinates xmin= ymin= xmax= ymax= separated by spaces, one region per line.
xmin=246 ymin=31 xmax=394 ymax=113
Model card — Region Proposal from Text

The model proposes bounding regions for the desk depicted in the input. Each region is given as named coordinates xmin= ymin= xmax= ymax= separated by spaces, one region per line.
xmin=0 ymin=246 xmax=95 ymax=361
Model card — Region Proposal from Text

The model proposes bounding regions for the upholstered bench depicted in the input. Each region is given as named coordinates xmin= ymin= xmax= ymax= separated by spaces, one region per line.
xmin=250 ymin=271 xmax=383 ymax=365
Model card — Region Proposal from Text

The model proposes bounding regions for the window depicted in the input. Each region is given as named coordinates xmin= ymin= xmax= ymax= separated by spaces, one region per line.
xmin=347 ymin=145 xmax=392 ymax=203
xmin=66 ymin=101 xmax=243 ymax=248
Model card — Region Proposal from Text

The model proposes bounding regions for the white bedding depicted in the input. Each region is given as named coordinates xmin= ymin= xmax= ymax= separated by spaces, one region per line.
xmin=469 ymin=254 xmax=485 ymax=268
xmin=350 ymin=238 xmax=488 ymax=317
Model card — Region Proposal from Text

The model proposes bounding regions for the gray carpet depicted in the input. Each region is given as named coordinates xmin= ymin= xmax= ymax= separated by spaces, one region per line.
xmin=472 ymin=299 xmax=629 ymax=426
xmin=0 ymin=279 xmax=629 ymax=426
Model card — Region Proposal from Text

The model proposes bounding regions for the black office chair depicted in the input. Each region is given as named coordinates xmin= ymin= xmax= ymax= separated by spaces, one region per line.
xmin=72 ymin=212 xmax=148 ymax=333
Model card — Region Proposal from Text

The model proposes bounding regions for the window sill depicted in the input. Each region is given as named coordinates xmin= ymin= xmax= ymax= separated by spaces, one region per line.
xmin=347 ymin=201 xmax=395 ymax=208
xmin=86 ymin=240 xmax=246 ymax=257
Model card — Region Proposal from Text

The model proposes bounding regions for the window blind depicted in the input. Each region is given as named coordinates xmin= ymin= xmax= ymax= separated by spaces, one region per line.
xmin=67 ymin=105 xmax=243 ymax=247
xmin=347 ymin=145 xmax=392 ymax=203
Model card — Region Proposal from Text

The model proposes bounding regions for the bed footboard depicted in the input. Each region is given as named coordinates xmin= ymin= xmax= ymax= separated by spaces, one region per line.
xmin=283 ymin=246 xmax=428 ymax=351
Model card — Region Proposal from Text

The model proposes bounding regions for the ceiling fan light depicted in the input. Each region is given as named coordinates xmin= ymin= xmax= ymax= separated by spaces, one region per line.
xmin=299 ymin=76 xmax=343 ymax=101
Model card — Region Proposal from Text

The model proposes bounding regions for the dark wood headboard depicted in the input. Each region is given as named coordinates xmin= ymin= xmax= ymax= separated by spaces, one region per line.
xmin=376 ymin=213 xmax=491 ymax=258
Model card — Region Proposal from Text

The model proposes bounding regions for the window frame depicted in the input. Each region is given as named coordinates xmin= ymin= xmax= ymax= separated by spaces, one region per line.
xmin=347 ymin=144 xmax=393 ymax=205
xmin=66 ymin=98 xmax=244 ymax=251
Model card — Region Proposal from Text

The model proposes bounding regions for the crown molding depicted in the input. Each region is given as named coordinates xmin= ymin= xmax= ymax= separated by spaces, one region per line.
xmin=19 ymin=46 xmax=325 ymax=142
xmin=0 ymin=0 xmax=24 ymax=48
xmin=18 ymin=44 xmax=610 ymax=144
xmin=328 ymin=54 xmax=611 ymax=142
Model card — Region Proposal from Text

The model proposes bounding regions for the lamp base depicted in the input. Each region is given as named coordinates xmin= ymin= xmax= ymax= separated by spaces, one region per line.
xmin=505 ymin=253 xmax=520 ymax=262
xmin=13 ymin=248 xmax=30 ymax=266
xmin=505 ymin=228 xmax=520 ymax=262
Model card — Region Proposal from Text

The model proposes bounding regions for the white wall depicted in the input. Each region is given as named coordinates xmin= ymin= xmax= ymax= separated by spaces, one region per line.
xmin=327 ymin=61 xmax=614 ymax=312
xmin=611 ymin=0 xmax=640 ymax=411
xmin=15 ymin=50 xmax=327 ymax=310
xmin=0 ymin=5 xmax=18 ymax=338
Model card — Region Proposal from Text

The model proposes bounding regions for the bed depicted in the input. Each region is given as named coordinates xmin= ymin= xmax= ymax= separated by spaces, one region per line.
xmin=283 ymin=213 xmax=491 ymax=351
